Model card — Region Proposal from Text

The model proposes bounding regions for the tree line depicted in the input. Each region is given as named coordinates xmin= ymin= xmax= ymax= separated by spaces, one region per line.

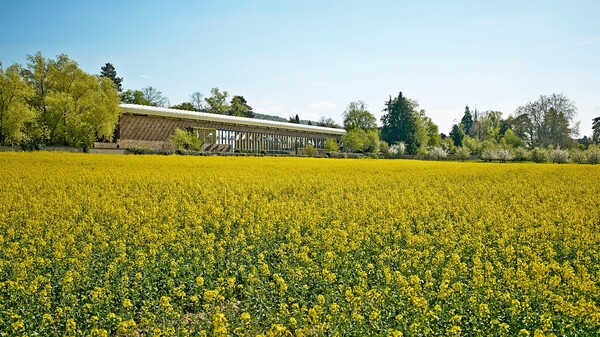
xmin=81 ymin=60 xmax=600 ymax=154
xmin=2 ymin=53 xmax=599 ymax=153
xmin=337 ymin=91 xmax=600 ymax=160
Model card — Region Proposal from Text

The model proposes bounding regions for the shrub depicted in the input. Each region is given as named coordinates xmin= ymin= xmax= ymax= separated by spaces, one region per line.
xmin=304 ymin=144 xmax=317 ymax=156
xmin=388 ymin=142 xmax=406 ymax=157
xmin=324 ymin=138 xmax=339 ymax=153
xmin=169 ymin=129 xmax=201 ymax=151
xmin=587 ymin=146 xmax=600 ymax=164
xmin=513 ymin=147 xmax=529 ymax=162
xmin=364 ymin=130 xmax=380 ymax=153
xmin=417 ymin=146 xmax=429 ymax=157
xmin=481 ymin=148 xmax=497 ymax=162
xmin=570 ymin=150 xmax=587 ymax=164
xmin=428 ymin=146 xmax=447 ymax=161
xmin=127 ymin=146 xmax=174 ymax=155
xmin=530 ymin=147 xmax=548 ymax=163
xmin=463 ymin=136 xmax=483 ymax=157
xmin=549 ymin=148 xmax=569 ymax=163
xmin=455 ymin=146 xmax=471 ymax=162
xmin=379 ymin=141 xmax=389 ymax=156
xmin=496 ymin=149 xmax=514 ymax=163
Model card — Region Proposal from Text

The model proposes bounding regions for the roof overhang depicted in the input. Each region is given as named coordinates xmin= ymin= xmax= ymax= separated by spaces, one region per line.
xmin=120 ymin=104 xmax=346 ymax=136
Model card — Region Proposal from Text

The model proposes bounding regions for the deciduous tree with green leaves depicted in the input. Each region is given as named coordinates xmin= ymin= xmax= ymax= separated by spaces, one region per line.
xmin=324 ymin=138 xmax=339 ymax=152
xmin=228 ymin=95 xmax=254 ymax=118
xmin=24 ymin=53 xmax=120 ymax=147
xmin=121 ymin=89 xmax=152 ymax=105
xmin=513 ymin=94 xmax=578 ymax=148
xmin=170 ymin=102 xmax=196 ymax=111
xmin=342 ymin=100 xmax=377 ymax=131
xmin=0 ymin=63 xmax=36 ymax=145
xmin=205 ymin=87 xmax=229 ymax=115
xmin=169 ymin=128 xmax=201 ymax=151
xmin=341 ymin=129 xmax=364 ymax=152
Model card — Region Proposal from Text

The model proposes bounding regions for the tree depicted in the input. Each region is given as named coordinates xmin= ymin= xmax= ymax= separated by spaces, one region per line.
xmin=341 ymin=128 xmax=364 ymax=152
xmin=24 ymin=53 xmax=120 ymax=147
xmin=472 ymin=110 xmax=502 ymax=141
xmin=121 ymin=89 xmax=152 ymax=105
xmin=513 ymin=94 xmax=578 ymax=148
xmin=389 ymin=142 xmax=406 ymax=157
xmin=380 ymin=92 xmax=421 ymax=154
xmin=341 ymin=128 xmax=379 ymax=153
xmin=364 ymin=129 xmax=380 ymax=153
xmin=455 ymin=146 xmax=471 ymax=162
xmin=289 ymin=114 xmax=300 ymax=124
xmin=204 ymin=87 xmax=229 ymax=115
xmin=317 ymin=116 xmax=340 ymax=128
xmin=169 ymin=128 xmax=201 ymax=151
xmin=419 ymin=113 xmax=441 ymax=148
xmin=460 ymin=105 xmax=473 ymax=136
xmin=99 ymin=63 xmax=122 ymax=92
xmin=342 ymin=100 xmax=377 ymax=131
xmin=379 ymin=140 xmax=389 ymax=155
xmin=22 ymin=52 xmax=49 ymax=124
xmin=228 ymin=95 xmax=254 ymax=118
xmin=170 ymin=102 xmax=196 ymax=111
xmin=449 ymin=124 xmax=464 ymax=147
xmin=500 ymin=129 xmax=525 ymax=148
xmin=592 ymin=116 xmax=600 ymax=144
xmin=141 ymin=87 xmax=168 ymax=107
xmin=303 ymin=143 xmax=317 ymax=156
xmin=549 ymin=148 xmax=569 ymax=163
xmin=324 ymin=138 xmax=339 ymax=152
xmin=588 ymin=145 xmax=600 ymax=164
xmin=190 ymin=92 xmax=205 ymax=111
xmin=0 ymin=63 xmax=36 ymax=145
xmin=428 ymin=146 xmax=447 ymax=161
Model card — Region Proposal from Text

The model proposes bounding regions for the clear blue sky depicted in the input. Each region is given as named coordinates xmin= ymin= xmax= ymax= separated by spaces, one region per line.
xmin=1 ymin=0 xmax=599 ymax=136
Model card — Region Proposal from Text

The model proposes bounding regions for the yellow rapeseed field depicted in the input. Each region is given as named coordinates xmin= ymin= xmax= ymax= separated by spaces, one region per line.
xmin=0 ymin=152 xmax=599 ymax=336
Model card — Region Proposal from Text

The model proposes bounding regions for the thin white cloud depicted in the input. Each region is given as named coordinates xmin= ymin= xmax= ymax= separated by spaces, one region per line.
xmin=140 ymin=74 xmax=150 ymax=79
xmin=309 ymin=101 xmax=337 ymax=110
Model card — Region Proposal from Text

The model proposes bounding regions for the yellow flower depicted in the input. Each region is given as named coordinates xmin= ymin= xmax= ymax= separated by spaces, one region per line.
xmin=65 ymin=318 xmax=76 ymax=332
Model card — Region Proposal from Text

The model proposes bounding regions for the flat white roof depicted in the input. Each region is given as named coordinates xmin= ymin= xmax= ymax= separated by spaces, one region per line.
xmin=120 ymin=104 xmax=346 ymax=136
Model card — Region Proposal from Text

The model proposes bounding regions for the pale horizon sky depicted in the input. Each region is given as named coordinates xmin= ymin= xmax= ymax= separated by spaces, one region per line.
xmin=1 ymin=0 xmax=599 ymax=136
